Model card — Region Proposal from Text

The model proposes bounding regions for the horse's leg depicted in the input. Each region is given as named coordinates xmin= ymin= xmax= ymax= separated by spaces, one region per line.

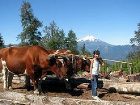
xmin=26 ymin=69 xmax=40 ymax=94
xmin=24 ymin=74 xmax=31 ymax=91
xmin=26 ymin=64 xmax=43 ymax=94
xmin=2 ymin=67 xmax=8 ymax=89
xmin=7 ymin=71 xmax=13 ymax=90
xmin=32 ymin=79 xmax=40 ymax=94
xmin=1 ymin=60 xmax=8 ymax=90
xmin=33 ymin=65 xmax=43 ymax=94
xmin=64 ymin=78 xmax=72 ymax=90
xmin=37 ymin=78 xmax=43 ymax=94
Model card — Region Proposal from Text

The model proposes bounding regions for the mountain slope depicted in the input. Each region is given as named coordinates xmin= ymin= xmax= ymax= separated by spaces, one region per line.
xmin=78 ymin=35 xmax=132 ymax=60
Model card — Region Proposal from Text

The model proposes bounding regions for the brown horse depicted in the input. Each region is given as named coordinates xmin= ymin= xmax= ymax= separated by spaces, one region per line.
xmin=0 ymin=46 xmax=68 ymax=94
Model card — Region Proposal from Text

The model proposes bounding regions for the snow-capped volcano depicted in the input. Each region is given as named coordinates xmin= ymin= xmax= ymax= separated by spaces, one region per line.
xmin=77 ymin=35 xmax=97 ymax=42
xmin=77 ymin=35 xmax=132 ymax=60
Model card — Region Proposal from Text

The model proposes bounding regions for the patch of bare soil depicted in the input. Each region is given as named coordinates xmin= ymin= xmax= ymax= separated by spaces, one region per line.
xmin=0 ymin=77 xmax=140 ymax=102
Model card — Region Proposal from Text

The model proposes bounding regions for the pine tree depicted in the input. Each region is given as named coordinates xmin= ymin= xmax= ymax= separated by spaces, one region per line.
xmin=65 ymin=30 xmax=79 ymax=54
xmin=81 ymin=43 xmax=86 ymax=55
xmin=0 ymin=33 xmax=5 ymax=48
xmin=43 ymin=21 xmax=65 ymax=49
xmin=80 ymin=43 xmax=91 ymax=55
xmin=18 ymin=1 xmax=42 ymax=45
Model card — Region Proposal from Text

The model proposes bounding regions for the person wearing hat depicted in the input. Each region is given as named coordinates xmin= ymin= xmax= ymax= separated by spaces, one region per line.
xmin=90 ymin=50 xmax=104 ymax=101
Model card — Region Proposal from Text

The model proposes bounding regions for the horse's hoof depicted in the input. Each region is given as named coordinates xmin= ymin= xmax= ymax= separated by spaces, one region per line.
xmin=34 ymin=90 xmax=40 ymax=95
xmin=9 ymin=86 xmax=13 ymax=90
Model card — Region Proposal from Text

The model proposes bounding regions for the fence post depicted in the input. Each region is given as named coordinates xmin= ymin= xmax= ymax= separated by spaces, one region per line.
xmin=120 ymin=63 xmax=122 ymax=69
xmin=128 ymin=63 xmax=132 ymax=75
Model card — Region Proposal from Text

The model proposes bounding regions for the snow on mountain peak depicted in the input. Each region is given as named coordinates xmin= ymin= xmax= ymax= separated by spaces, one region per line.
xmin=78 ymin=35 xmax=96 ymax=42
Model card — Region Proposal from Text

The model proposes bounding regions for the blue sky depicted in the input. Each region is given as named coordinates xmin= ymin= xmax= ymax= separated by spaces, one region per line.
xmin=0 ymin=0 xmax=140 ymax=45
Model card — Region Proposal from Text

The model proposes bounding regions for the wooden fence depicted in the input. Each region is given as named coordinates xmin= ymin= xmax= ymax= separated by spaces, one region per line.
xmin=102 ymin=59 xmax=133 ymax=75
xmin=87 ymin=56 xmax=133 ymax=75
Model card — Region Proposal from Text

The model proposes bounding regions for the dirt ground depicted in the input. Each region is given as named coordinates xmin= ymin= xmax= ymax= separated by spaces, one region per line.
xmin=0 ymin=77 xmax=140 ymax=102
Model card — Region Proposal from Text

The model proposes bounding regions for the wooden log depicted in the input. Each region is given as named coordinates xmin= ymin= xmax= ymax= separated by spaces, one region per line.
xmin=103 ymin=80 xmax=140 ymax=94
